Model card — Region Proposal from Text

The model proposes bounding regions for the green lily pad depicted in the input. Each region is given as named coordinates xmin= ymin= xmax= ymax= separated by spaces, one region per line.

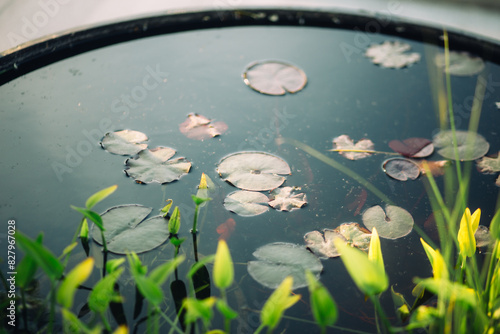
xmin=247 ymin=242 xmax=323 ymax=289
xmin=268 ymin=186 xmax=307 ymax=212
xmin=435 ymin=51 xmax=485 ymax=76
xmin=304 ymin=223 xmax=371 ymax=259
xmin=216 ymin=152 xmax=291 ymax=191
xmin=331 ymin=135 xmax=374 ymax=160
xmin=365 ymin=41 xmax=421 ymax=69
xmin=242 ymin=60 xmax=307 ymax=95
xmin=92 ymin=205 xmax=169 ymax=254
xmin=382 ymin=158 xmax=420 ymax=181
xmin=100 ymin=129 xmax=148 ymax=155
xmin=223 ymin=190 xmax=269 ymax=217
xmin=433 ymin=130 xmax=489 ymax=161
xmin=362 ymin=205 xmax=414 ymax=239
xmin=125 ymin=147 xmax=192 ymax=184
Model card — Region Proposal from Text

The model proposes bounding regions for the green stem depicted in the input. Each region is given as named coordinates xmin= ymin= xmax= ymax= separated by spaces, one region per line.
xmin=49 ymin=281 xmax=55 ymax=334
xmin=192 ymin=204 xmax=200 ymax=234
xmin=100 ymin=311 xmax=112 ymax=332
xmin=254 ymin=323 xmax=266 ymax=334
xmin=221 ymin=288 xmax=231 ymax=333
xmin=369 ymin=295 xmax=393 ymax=334
xmin=277 ymin=137 xmax=393 ymax=205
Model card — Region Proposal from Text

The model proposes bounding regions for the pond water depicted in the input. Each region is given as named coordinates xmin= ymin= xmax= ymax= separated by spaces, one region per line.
xmin=1 ymin=20 xmax=500 ymax=333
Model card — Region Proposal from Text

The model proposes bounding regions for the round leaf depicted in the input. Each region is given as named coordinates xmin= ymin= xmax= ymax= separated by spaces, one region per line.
xmin=247 ymin=242 xmax=323 ymax=289
xmin=242 ymin=60 xmax=307 ymax=95
xmin=382 ymin=158 xmax=420 ymax=181
xmin=216 ymin=152 xmax=291 ymax=191
xmin=223 ymin=190 xmax=269 ymax=217
xmin=100 ymin=130 xmax=148 ymax=155
xmin=268 ymin=186 xmax=307 ymax=212
xmin=362 ymin=205 xmax=414 ymax=239
xmin=365 ymin=41 xmax=420 ymax=69
xmin=304 ymin=230 xmax=346 ymax=259
xmin=92 ymin=205 xmax=169 ymax=254
xmin=433 ymin=130 xmax=489 ymax=161
xmin=435 ymin=51 xmax=485 ymax=76
xmin=125 ymin=147 xmax=192 ymax=184
xmin=388 ymin=138 xmax=433 ymax=158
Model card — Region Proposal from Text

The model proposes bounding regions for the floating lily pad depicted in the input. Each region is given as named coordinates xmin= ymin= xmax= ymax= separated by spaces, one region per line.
xmin=100 ymin=130 xmax=148 ymax=155
xmin=247 ymin=242 xmax=323 ymax=289
xmin=382 ymin=158 xmax=420 ymax=181
xmin=92 ymin=205 xmax=169 ymax=254
xmin=362 ymin=205 xmax=414 ymax=239
xmin=331 ymin=135 xmax=374 ymax=160
xmin=388 ymin=138 xmax=433 ymax=158
xmin=179 ymin=113 xmax=228 ymax=140
xmin=477 ymin=152 xmax=500 ymax=174
xmin=475 ymin=225 xmax=491 ymax=248
xmin=433 ymin=130 xmax=489 ymax=161
xmin=268 ymin=186 xmax=307 ymax=212
xmin=365 ymin=41 xmax=421 ymax=68
xmin=435 ymin=51 xmax=485 ymax=76
xmin=242 ymin=60 xmax=307 ymax=95
xmin=223 ymin=190 xmax=269 ymax=217
xmin=304 ymin=223 xmax=371 ymax=259
xmin=125 ymin=147 xmax=191 ymax=184
xmin=216 ymin=152 xmax=291 ymax=191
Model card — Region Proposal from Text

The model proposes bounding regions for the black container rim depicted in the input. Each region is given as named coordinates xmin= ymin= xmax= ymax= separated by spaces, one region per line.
xmin=0 ymin=8 xmax=499 ymax=86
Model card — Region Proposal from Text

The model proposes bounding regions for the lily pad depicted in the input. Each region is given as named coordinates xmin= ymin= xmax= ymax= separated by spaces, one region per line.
xmin=247 ymin=242 xmax=323 ymax=289
xmin=304 ymin=223 xmax=371 ymax=259
xmin=92 ymin=205 xmax=169 ymax=254
xmin=100 ymin=130 xmax=148 ymax=155
xmin=435 ymin=51 xmax=485 ymax=76
xmin=388 ymin=138 xmax=433 ymax=158
xmin=475 ymin=225 xmax=491 ymax=248
xmin=216 ymin=152 xmax=291 ymax=191
xmin=433 ymin=130 xmax=489 ymax=161
xmin=268 ymin=186 xmax=307 ymax=212
xmin=332 ymin=135 xmax=374 ymax=160
xmin=362 ymin=205 xmax=414 ymax=239
xmin=223 ymin=190 xmax=269 ymax=217
xmin=179 ymin=113 xmax=228 ymax=140
xmin=382 ymin=158 xmax=420 ymax=181
xmin=477 ymin=152 xmax=500 ymax=174
xmin=125 ymin=147 xmax=191 ymax=184
xmin=242 ymin=60 xmax=307 ymax=95
xmin=365 ymin=41 xmax=421 ymax=68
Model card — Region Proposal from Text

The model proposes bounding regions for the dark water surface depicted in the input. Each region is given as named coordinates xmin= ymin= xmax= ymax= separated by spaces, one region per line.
xmin=1 ymin=25 xmax=500 ymax=333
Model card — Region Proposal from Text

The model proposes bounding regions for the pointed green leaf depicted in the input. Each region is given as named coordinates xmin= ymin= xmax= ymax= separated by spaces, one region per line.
xmin=85 ymin=185 xmax=118 ymax=209
xmin=16 ymin=234 xmax=43 ymax=289
xmin=16 ymin=231 xmax=63 ymax=281
xmin=192 ymin=195 xmax=212 ymax=206
xmin=391 ymin=286 xmax=410 ymax=322
xmin=306 ymin=271 xmax=337 ymax=328
xmin=161 ymin=199 xmax=173 ymax=216
xmin=168 ymin=206 xmax=181 ymax=234
xmin=135 ymin=275 xmax=163 ymax=306
xmin=60 ymin=242 xmax=78 ymax=259
xmin=80 ymin=219 xmax=89 ymax=240
xmin=149 ymin=255 xmax=185 ymax=286
xmin=214 ymin=240 xmax=234 ymax=289
xmin=57 ymin=258 xmax=94 ymax=308
xmin=184 ymin=297 xmax=217 ymax=324
xmin=106 ymin=258 xmax=125 ymax=274
xmin=72 ymin=206 xmax=105 ymax=231
xmin=368 ymin=227 xmax=385 ymax=273
xmin=187 ymin=255 xmax=215 ymax=279
xmin=420 ymin=238 xmax=448 ymax=280
xmin=216 ymin=299 xmax=238 ymax=320
xmin=89 ymin=268 xmax=124 ymax=314
xmin=334 ymin=239 xmax=388 ymax=296
xmin=261 ymin=276 xmax=301 ymax=331
xmin=414 ymin=278 xmax=477 ymax=308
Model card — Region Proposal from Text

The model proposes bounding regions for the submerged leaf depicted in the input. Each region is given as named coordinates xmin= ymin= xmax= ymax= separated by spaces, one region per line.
xmin=433 ymin=130 xmax=489 ymax=161
xmin=477 ymin=152 xmax=500 ymax=174
xmin=179 ymin=113 xmax=228 ymax=140
xmin=125 ymin=147 xmax=191 ymax=184
xmin=100 ymin=130 xmax=148 ymax=155
xmin=362 ymin=205 xmax=414 ymax=239
xmin=242 ymin=60 xmax=307 ymax=95
xmin=216 ymin=152 xmax=291 ymax=191
xmin=247 ymin=242 xmax=323 ymax=289
xmin=365 ymin=41 xmax=421 ymax=68
xmin=382 ymin=158 xmax=420 ymax=181
xmin=388 ymin=138 xmax=433 ymax=158
xmin=223 ymin=190 xmax=269 ymax=217
xmin=92 ymin=205 xmax=169 ymax=254
xmin=331 ymin=135 xmax=374 ymax=160
xmin=475 ymin=225 xmax=491 ymax=248
xmin=268 ymin=186 xmax=307 ymax=212
xmin=435 ymin=51 xmax=485 ymax=76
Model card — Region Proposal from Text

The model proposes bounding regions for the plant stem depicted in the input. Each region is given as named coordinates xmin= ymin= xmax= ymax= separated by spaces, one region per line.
xmin=369 ymin=295 xmax=393 ymax=334
xmin=254 ymin=324 xmax=265 ymax=334
xmin=221 ymin=288 xmax=231 ymax=333
xmin=192 ymin=204 xmax=200 ymax=234
xmin=49 ymin=281 xmax=55 ymax=334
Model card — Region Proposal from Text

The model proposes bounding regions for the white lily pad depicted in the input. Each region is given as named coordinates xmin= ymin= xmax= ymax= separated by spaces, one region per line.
xmin=223 ymin=190 xmax=269 ymax=217
xmin=216 ymin=152 xmax=291 ymax=191
xmin=268 ymin=186 xmax=307 ymax=212
xmin=179 ymin=113 xmax=228 ymax=140
xmin=100 ymin=130 xmax=148 ymax=155
xmin=382 ymin=158 xmax=420 ymax=181
xmin=435 ymin=51 xmax=485 ymax=76
xmin=242 ymin=60 xmax=307 ymax=95
xmin=362 ymin=205 xmax=414 ymax=239
xmin=433 ymin=130 xmax=490 ymax=161
xmin=247 ymin=242 xmax=323 ymax=289
xmin=125 ymin=147 xmax=191 ymax=184
xmin=331 ymin=135 xmax=374 ymax=160
xmin=304 ymin=223 xmax=371 ymax=259
xmin=477 ymin=152 xmax=500 ymax=174
xmin=365 ymin=41 xmax=421 ymax=68
xmin=92 ymin=204 xmax=169 ymax=254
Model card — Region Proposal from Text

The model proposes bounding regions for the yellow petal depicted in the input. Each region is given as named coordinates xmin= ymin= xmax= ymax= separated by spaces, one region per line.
xmin=458 ymin=208 xmax=475 ymax=258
